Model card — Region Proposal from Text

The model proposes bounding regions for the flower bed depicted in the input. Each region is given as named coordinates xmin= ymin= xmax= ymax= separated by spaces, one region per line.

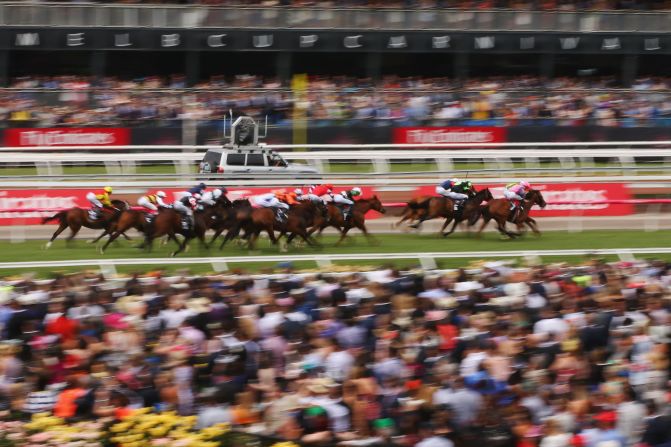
xmin=0 ymin=410 xmax=230 ymax=447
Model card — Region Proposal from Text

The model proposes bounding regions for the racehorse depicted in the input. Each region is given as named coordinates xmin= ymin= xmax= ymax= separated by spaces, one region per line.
xmin=98 ymin=208 xmax=154 ymax=254
xmin=282 ymin=200 xmax=327 ymax=247
xmin=441 ymin=188 xmax=494 ymax=237
xmin=207 ymin=199 xmax=252 ymax=248
xmin=142 ymin=208 xmax=211 ymax=257
xmin=406 ymin=188 xmax=478 ymax=233
xmin=309 ymin=196 xmax=386 ymax=245
xmin=221 ymin=201 xmax=319 ymax=251
xmin=41 ymin=200 xmax=129 ymax=248
xmin=475 ymin=189 xmax=546 ymax=238
xmin=393 ymin=196 xmax=432 ymax=229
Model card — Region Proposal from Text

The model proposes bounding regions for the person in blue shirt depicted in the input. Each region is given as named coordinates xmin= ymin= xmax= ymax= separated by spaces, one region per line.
xmin=188 ymin=183 xmax=207 ymax=196
xmin=586 ymin=411 xmax=627 ymax=447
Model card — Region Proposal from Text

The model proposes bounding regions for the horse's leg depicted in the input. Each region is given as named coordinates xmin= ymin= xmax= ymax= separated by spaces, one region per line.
xmin=45 ymin=223 xmax=68 ymax=249
xmin=209 ymin=227 xmax=225 ymax=247
xmin=358 ymin=221 xmax=378 ymax=245
xmin=121 ymin=231 xmax=132 ymax=241
xmin=495 ymin=217 xmax=516 ymax=239
xmin=66 ymin=224 xmax=81 ymax=246
xmin=443 ymin=219 xmax=459 ymax=238
xmin=335 ymin=225 xmax=352 ymax=246
xmin=89 ymin=229 xmax=109 ymax=244
xmin=266 ymin=226 xmax=277 ymax=245
xmin=100 ymin=230 xmax=123 ymax=254
xmin=526 ymin=217 xmax=541 ymax=236
xmin=171 ymin=235 xmax=188 ymax=257
xmin=476 ymin=215 xmax=492 ymax=239
xmin=439 ymin=217 xmax=453 ymax=236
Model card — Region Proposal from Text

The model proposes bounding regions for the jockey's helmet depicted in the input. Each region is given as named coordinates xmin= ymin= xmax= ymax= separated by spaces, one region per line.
xmin=521 ymin=181 xmax=531 ymax=189
xmin=351 ymin=187 xmax=362 ymax=196
xmin=156 ymin=191 xmax=167 ymax=198
xmin=104 ymin=186 xmax=113 ymax=193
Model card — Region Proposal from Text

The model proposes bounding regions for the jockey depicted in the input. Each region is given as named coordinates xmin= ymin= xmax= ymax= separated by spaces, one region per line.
xmin=138 ymin=191 xmax=170 ymax=213
xmin=333 ymin=187 xmax=361 ymax=220
xmin=306 ymin=183 xmax=334 ymax=203
xmin=275 ymin=190 xmax=299 ymax=207
xmin=86 ymin=186 xmax=114 ymax=219
xmin=173 ymin=194 xmax=198 ymax=229
xmin=504 ymin=180 xmax=531 ymax=210
xmin=436 ymin=178 xmax=471 ymax=210
xmin=293 ymin=188 xmax=305 ymax=201
xmin=254 ymin=192 xmax=289 ymax=222
xmin=200 ymin=187 xmax=228 ymax=207
xmin=187 ymin=182 xmax=207 ymax=196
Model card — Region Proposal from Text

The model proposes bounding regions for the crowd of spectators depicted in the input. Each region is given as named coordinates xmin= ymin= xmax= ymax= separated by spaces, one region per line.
xmin=3 ymin=74 xmax=671 ymax=127
xmin=0 ymin=257 xmax=671 ymax=447
xmin=43 ymin=1 xmax=671 ymax=11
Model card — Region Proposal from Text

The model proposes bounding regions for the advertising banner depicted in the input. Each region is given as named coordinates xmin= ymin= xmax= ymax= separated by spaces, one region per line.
xmin=5 ymin=128 xmax=130 ymax=147
xmin=393 ymin=127 xmax=507 ymax=145
xmin=0 ymin=189 xmax=90 ymax=224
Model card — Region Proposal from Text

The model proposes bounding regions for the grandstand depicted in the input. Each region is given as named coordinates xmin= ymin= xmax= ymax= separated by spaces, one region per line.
xmin=0 ymin=3 xmax=671 ymax=447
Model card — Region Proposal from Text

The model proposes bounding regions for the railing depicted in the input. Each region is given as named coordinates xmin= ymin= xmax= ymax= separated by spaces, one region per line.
xmin=1 ymin=248 xmax=671 ymax=273
xmin=1 ymin=3 xmax=671 ymax=31
xmin=1 ymin=144 xmax=671 ymax=178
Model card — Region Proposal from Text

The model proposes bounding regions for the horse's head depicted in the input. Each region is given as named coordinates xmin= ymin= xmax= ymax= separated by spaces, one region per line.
xmin=528 ymin=189 xmax=547 ymax=208
xmin=368 ymin=195 xmax=386 ymax=214
xmin=473 ymin=188 xmax=493 ymax=203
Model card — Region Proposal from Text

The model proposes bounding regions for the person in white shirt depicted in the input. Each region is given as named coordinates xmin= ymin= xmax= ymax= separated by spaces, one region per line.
xmin=324 ymin=339 xmax=355 ymax=382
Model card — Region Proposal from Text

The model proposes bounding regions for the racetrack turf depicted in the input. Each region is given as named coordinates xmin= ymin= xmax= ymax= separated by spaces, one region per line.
xmin=0 ymin=230 xmax=668 ymax=264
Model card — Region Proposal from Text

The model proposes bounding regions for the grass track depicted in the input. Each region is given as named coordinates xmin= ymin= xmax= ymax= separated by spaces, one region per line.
xmin=0 ymin=230 xmax=669 ymax=277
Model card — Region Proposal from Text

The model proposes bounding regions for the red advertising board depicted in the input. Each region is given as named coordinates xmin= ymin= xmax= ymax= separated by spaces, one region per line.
xmin=393 ymin=127 xmax=507 ymax=145
xmin=0 ymin=183 xmax=633 ymax=226
xmin=0 ymin=189 xmax=90 ymax=224
xmin=5 ymin=128 xmax=130 ymax=147
xmin=414 ymin=183 xmax=634 ymax=217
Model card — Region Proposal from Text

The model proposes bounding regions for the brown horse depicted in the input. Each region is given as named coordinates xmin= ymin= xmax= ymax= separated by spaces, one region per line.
xmin=407 ymin=188 xmax=478 ymax=233
xmin=222 ymin=201 xmax=318 ymax=251
xmin=309 ymin=196 xmax=386 ymax=245
xmin=441 ymin=188 xmax=494 ymax=238
xmin=41 ymin=200 xmax=129 ymax=248
xmin=393 ymin=196 xmax=432 ymax=229
xmin=283 ymin=200 xmax=327 ymax=246
xmin=99 ymin=208 xmax=153 ymax=254
xmin=142 ymin=208 xmax=211 ymax=256
xmin=207 ymin=199 xmax=253 ymax=248
xmin=475 ymin=189 xmax=546 ymax=238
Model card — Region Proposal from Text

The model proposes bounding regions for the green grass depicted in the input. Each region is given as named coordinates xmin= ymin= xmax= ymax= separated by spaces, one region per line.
xmin=0 ymin=164 xmax=194 ymax=176
xmin=0 ymin=161 xmax=667 ymax=177
xmin=0 ymin=230 xmax=668 ymax=277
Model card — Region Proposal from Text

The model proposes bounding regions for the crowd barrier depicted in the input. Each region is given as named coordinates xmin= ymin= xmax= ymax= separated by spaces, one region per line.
xmin=2 ymin=248 xmax=671 ymax=273
xmin=0 ymin=199 xmax=671 ymax=214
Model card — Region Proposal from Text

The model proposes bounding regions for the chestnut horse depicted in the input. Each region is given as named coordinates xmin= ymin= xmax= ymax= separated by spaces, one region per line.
xmin=308 ymin=196 xmax=386 ymax=245
xmin=475 ymin=189 xmax=546 ymax=238
xmin=41 ymin=200 xmax=129 ymax=248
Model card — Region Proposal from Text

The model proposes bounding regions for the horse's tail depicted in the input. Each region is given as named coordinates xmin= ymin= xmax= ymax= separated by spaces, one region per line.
xmin=41 ymin=211 xmax=65 ymax=225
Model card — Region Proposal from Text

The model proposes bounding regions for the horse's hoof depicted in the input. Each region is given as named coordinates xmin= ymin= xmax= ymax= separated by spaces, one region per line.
xmin=170 ymin=252 xmax=177 ymax=257
xmin=44 ymin=241 xmax=52 ymax=249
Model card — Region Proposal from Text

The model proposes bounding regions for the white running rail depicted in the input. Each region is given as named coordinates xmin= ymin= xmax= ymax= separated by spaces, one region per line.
xmin=1 ymin=248 xmax=670 ymax=272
